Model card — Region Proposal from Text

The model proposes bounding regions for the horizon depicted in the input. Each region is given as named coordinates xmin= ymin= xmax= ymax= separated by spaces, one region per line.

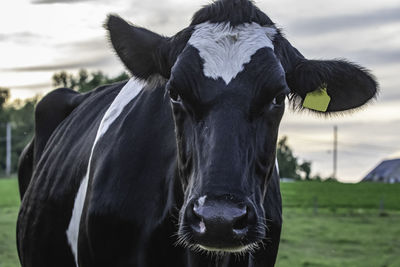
xmin=1 ymin=0 xmax=399 ymax=182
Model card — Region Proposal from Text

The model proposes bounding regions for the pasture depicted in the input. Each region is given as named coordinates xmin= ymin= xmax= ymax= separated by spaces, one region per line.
xmin=0 ymin=178 xmax=399 ymax=267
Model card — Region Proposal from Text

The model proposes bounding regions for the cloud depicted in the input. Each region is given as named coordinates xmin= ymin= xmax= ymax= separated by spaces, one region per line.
xmin=351 ymin=49 xmax=400 ymax=65
xmin=120 ymin=0 xmax=198 ymax=35
xmin=304 ymin=48 xmax=400 ymax=66
xmin=279 ymin=116 xmax=400 ymax=181
xmin=290 ymin=6 xmax=400 ymax=36
xmin=299 ymin=45 xmax=400 ymax=66
xmin=8 ymin=83 xmax=52 ymax=91
xmin=56 ymin=38 xmax=109 ymax=53
xmin=379 ymin=90 xmax=400 ymax=102
xmin=1 ymin=56 xmax=112 ymax=72
xmin=32 ymin=0 xmax=94 ymax=4
xmin=0 ymin=32 xmax=43 ymax=43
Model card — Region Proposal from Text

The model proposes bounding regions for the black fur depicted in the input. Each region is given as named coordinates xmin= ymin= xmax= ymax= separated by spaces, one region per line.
xmin=106 ymin=15 xmax=193 ymax=79
xmin=18 ymin=88 xmax=91 ymax=200
xmin=106 ymin=15 xmax=168 ymax=79
xmin=191 ymin=0 xmax=274 ymax=26
xmin=17 ymin=139 xmax=34 ymax=200
xmin=272 ymin=34 xmax=378 ymax=113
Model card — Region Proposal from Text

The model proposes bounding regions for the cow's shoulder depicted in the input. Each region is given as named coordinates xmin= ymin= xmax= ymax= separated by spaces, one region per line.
xmin=18 ymin=138 xmax=34 ymax=199
xmin=18 ymin=88 xmax=91 ymax=199
xmin=34 ymin=88 xmax=91 ymax=162
xmin=34 ymin=81 xmax=127 ymax=164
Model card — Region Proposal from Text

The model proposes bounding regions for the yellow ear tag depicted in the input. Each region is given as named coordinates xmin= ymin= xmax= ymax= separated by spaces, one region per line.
xmin=302 ymin=86 xmax=331 ymax=112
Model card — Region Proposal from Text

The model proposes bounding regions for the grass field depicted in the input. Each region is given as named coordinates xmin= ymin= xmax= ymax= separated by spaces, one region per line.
xmin=0 ymin=178 xmax=399 ymax=266
xmin=278 ymin=181 xmax=400 ymax=267
xmin=0 ymin=178 xmax=19 ymax=267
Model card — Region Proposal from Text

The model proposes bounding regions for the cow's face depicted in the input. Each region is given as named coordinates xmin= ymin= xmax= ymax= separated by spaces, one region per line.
xmin=167 ymin=22 xmax=287 ymax=252
xmin=107 ymin=0 xmax=377 ymax=255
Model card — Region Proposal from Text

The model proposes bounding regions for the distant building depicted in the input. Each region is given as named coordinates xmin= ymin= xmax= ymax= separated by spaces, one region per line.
xmin=362 ymin=159 xmax=400 ymax=184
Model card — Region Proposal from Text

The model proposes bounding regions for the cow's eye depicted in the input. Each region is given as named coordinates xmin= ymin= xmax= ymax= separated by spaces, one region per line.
xmin=169 ymin=88 xmax=182 ymax=103
xmin=272 ymin=93 xmax=286 ymax=106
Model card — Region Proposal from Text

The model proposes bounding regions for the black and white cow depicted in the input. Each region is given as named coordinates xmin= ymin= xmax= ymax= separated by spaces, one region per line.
xmin=17 ymin=0 xmax=378 ymax=266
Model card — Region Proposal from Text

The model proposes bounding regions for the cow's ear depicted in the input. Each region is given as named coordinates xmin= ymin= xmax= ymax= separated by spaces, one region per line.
xmin=106 ymin=15 xmax=171 ymax=79
xmin=287 ymin=59 xmax=378 ymax=112
xmin=274 ymin=35 xmax=378 ymax=113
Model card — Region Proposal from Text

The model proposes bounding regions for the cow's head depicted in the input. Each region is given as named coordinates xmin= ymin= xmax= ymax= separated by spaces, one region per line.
xmin=106 ymin=0 xmax=377 ymax=255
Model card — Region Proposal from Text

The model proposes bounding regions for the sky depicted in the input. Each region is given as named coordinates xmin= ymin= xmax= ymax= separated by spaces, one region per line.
xmin=0 ymin=0 xmax=399 ymax=182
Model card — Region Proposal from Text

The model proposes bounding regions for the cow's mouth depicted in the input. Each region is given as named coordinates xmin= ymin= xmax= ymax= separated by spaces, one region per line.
xmin=196 ymin=243 xmax=261 ymax=255
xmin=175 ymin=233 xmax=262 ymax=256
xmin=176 ymin=219 xmax=265 ymax=257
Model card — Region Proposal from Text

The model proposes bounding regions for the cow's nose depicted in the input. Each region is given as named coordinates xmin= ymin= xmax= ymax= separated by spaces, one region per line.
xmin=185 ymin=198 xmax=256 ymax=244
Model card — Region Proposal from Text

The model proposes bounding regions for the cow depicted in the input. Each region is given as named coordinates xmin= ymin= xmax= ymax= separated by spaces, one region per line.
xmin=17 ymin=0 xmax=378 ymax=266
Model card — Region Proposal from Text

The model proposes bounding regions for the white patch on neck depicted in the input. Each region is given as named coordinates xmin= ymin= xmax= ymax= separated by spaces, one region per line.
xmin=188 ymin=22 xmax=277 ymax=85
xmin=66 ymin=78 xmax=147 ymax=266
xmin=275 ymin=158 xmax=280 ymax=176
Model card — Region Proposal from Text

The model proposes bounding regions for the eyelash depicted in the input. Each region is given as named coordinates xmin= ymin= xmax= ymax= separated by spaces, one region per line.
xmin=168 ymin=87 xmax=182 ymax=103
xmin=169 ymin=85 xmax=286 ymax=113
xmin=272 ymin=93 xmax=286 ymax=106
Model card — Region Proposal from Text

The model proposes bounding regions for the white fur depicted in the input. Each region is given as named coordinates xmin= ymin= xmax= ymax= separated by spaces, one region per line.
xmin=66 ymin=175 xmax=88 ymax=263
xmin=275 ymin=158 xmax=279 ymax=176
xmin=188 ymin=22 xmax=277 ymax=85
xmin=197 ymin=242 xmax=260 ymax=256
xmin=198 ymin=195 xmax=207 ymax=207
xmin=199 ymin=244 xmax=253 ymax=253
xmin=199 ymin=220 xmax=206 ymax=234
xmin=66 ymin=78 xmax=147 ymax=266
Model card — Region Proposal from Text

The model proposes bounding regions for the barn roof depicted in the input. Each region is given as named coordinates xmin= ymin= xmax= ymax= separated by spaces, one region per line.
xmin=363 ymin=158 xmax=400 ymax=183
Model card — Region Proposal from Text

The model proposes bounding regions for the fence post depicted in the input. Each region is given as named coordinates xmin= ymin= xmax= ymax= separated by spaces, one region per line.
xmin=313 ymin=196 xmax=318 ymax=215
xmin=379 ymin=197 xmax=385 ymax=215
xmin=6 ymin=122 xmax=11 ymax=176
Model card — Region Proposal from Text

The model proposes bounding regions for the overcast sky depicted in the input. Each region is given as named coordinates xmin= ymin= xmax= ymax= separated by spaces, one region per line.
xmin=0 ymin=0 xmax=399 ymax=182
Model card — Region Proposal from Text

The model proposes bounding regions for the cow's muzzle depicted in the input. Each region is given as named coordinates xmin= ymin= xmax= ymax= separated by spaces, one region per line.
xmin=178 ymin=196 xmax=263 ymax=254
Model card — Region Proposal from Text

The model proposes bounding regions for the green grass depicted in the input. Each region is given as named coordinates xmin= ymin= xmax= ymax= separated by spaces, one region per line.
xmin=277 ymin=181 xmax=400 ymax=267
xmin=281 ymin=181 xmax=400 ymax=210
xmin=277 ymin=208 xmax=400 ymax=267
xmin=0 ymin=178 xmax=20 ymax=267
xmin=0 ymin=179 xmax=399 ymax=266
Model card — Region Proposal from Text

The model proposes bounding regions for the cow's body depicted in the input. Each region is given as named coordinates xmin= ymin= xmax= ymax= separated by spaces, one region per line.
xmin=18 ymin=79 xmax=282 ymax=266
xmin=17 ymin=1 xmax=378 ymax=266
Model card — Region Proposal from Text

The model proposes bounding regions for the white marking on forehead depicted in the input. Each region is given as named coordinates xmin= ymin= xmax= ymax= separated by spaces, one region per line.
xmin=66 ymin=78 xmax=147 ymax=266
xmin=198 ymin=195 xmax=207 ymax=206
xmin=188 ymin=22 xmax=277 ymax=85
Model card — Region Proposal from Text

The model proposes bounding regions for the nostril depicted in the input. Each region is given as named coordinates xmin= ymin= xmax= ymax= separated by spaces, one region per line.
xmin=189 ymin=203 xmax=207 ymax=234
xmin=192 ymin=204 xmax=202 ymax=221
xmin=185 ymin=203 xmax=201 ymax=223
xmin=232 ymin=208 xmax=248 ymax=231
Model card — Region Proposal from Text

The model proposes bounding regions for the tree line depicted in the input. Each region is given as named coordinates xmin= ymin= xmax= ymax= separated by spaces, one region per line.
xmin=0 ymin=70 xmax=128 ymax=175
xmin=0 ymin=69 xmax=330 ymax=180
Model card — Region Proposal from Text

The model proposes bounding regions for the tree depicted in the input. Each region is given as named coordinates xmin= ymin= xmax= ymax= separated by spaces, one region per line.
xmin=52 ymin=71 xmax=69 ymax=88
xmin=0 ymin=88 xmax=10 ymax=124
xmin=299 ymin=161 xmax=312 ymax=180
xmin=0 ymin=69 xmax=130 ymax=175
xmin=0 ymin=92 xmax=37 ymax=175
xmin=277 ymin=136 xmax=301 ymax=179
xmin=276 ymin=136 xmax=315 ymax=180
xmin=52 ymin=69 xmax=129 ymax=93
xmin=0 ymin=88 xmax=10 ymax=108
